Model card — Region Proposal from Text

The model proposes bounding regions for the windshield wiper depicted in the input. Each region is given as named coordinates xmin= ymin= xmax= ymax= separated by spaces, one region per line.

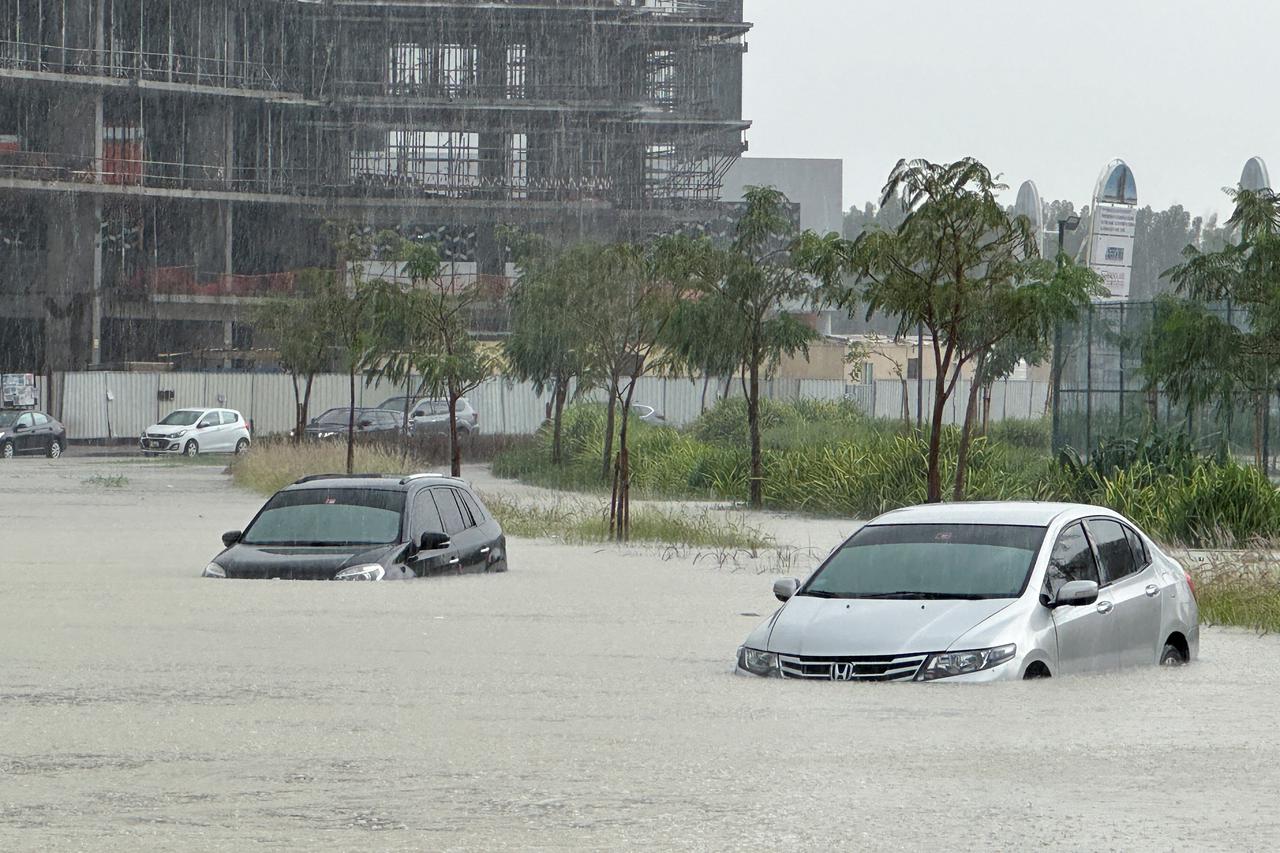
xmin=799 ymin=590 xmax=843 ymax=598
xmin=856 ymin=591 xmax=948 ymax=599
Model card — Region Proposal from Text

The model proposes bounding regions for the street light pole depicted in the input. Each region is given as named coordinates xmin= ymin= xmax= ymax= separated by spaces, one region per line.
xmin=1051 ymin=215 xmax=1082 ymax=451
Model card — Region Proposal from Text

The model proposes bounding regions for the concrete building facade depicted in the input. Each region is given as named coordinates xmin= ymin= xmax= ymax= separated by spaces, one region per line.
xmin=0 ymin=0 xmax=750 ymax=371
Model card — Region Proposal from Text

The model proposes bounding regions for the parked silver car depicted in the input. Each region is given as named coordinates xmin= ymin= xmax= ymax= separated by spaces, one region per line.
xmin=737 ymin=502 xmax=1198 ymax=681
xmin=378 ymin=396 xmax=480 ymax=437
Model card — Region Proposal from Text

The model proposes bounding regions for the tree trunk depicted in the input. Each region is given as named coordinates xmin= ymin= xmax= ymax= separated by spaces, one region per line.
xmin=291 ymin=374 xmax=302 ymax=443
xmin=345 ymin=367 xmax=356 ymax=475
xmin=981 ymin=381 xmax=993 ymax=436
xmin=900 ymin=378 xmax=910 ymax=428
xmin=748 ymin=356 xmax=763 ymax=509
xmin=551 ymin=379 xmax=568 ymax=465
xmin=926 ymin=371 xmax=949 ymax=503
xmin=300 ymin=374 xmax=314 ymax=444
xmin=954 ymin=372 xmax=985 ymax=501
xmin=448 ymin=392 xmax=462 ymax=477
xmin=610 ymin=378 xmax=639 ymax=541
xmin=701 ymin=374 xmax=711 ymax=413
xmin=601 ymin=373 xmax=619 ymax=481
xmin=402 ymin=377 xmax=414 ymax=463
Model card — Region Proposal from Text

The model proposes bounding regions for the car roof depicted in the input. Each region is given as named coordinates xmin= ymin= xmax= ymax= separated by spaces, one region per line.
xmin=869 ymin=501 xmax=1118 ymax=527
xmin=284 ymin=472 xmax=467 ymax=491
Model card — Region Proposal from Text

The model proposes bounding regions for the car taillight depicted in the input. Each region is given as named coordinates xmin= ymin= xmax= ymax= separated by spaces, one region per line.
xmin=1184 ymin=569 xmax=1196 ymax=599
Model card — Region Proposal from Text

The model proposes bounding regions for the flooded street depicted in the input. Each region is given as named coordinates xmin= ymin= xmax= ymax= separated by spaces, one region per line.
xmin=2 ymin=458 xmax=1280 ymax=851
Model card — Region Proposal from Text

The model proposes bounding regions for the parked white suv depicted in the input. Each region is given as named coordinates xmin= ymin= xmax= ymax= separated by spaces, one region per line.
xmin=141 ymin=408 xmax=251 ymax=457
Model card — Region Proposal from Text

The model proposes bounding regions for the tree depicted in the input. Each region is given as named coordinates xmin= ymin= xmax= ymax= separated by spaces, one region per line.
xmin=581 ymin=238 xmax=695 ymax=538
xmin=810 ymin=158 xmax=1100 ymax=502
xmin=325 ymin=223 xmax=394 ymax=475
xmin=251 ymin=268 xmax=337 ymax=442
xmin=504 ymin=241 xmax=600 ymax=465
xmin=366 ymin=239 xmax=498 ymax=477
xmin=672 ymin=186 xmax=818 ymax=509
xmin=1146 ymin=186 xmax=1280 ymax=470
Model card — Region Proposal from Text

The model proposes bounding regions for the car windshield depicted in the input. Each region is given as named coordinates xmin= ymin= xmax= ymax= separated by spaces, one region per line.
xmin=378 ymin=397 xmax=417 ymax=411
xmin=159 ymin=410 xmax=203 ymax=426
xmin=241 ymin=488 xmax=405 ymax=547
xmin=0 ymin=411 xmax=20 ymax=428
xmin=315 ymin=408 xmax=357 ymax=425
xmin=801 ymin=523 xmax=1046 ymax=600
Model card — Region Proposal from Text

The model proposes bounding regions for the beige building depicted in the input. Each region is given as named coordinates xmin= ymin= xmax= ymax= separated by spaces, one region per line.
xmin=776 ymin=334 xmax=1049 ymax=384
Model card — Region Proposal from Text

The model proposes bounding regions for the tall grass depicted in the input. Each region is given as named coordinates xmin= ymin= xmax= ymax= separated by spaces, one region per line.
xmin=480 ymin=493 xmax=775 ymax=550
xmin=494 ymin=400 xmax=1280 ymax=548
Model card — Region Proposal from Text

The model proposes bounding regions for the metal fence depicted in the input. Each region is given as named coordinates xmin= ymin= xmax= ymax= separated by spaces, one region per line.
xmin=36 ymin=372 xmax=1050 ymax=443
xmin=1052 ymin=300 xmax=1276 ymax=468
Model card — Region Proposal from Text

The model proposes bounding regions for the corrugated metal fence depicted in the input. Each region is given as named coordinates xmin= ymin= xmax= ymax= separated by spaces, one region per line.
xmin=36 ymin=372 xmax=1050 ymax=441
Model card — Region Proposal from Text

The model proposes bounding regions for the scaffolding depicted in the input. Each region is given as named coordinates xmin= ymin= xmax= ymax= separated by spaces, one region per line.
xmin=0 ymin=0 xmax=750 ymax=370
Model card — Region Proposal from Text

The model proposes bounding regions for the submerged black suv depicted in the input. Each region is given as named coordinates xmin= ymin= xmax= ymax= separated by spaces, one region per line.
xmin=204 ymin=473 xmax=507 ymax=580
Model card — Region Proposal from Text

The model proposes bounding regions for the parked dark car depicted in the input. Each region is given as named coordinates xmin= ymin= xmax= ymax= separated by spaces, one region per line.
xmin=202 ymin=473 xmax=508 ymax=580
xmin=377 ymin=395 xmax=481 ymax=437
xmin=0 ymin=409 xmax=66 ymax=459
xmin=302 ymin=408 xmax=403 ymax=441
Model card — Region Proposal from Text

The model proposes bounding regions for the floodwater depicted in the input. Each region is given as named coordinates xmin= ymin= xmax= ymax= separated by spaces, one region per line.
xmin=2 ymin=457 xmax=1279 ymax=851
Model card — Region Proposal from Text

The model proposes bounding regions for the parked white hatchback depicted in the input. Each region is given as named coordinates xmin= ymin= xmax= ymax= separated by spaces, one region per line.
xmin=141 ymin=408 xmax=251 ymax=456
xmin=737 ymin=502 xmax=1198 ymax=682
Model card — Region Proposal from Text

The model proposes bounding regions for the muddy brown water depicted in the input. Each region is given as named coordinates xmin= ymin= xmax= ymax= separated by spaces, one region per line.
xmin=2 ymin=458 xmax=1278 ymax=851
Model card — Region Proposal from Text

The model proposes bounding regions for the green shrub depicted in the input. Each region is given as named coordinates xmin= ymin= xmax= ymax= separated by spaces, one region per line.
xmin=986 ymin=417 xmax=1051 ymax=451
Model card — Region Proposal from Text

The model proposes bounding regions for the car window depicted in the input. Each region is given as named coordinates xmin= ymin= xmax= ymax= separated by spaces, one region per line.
xmin=241 ymin=488 xmax=405 ymax=546
xmin=458 ymin=489 xmax=485 ymax=523
xmin=412 ymin=491 xmax=445 ymax=536
xmin=802 ymin=524 xmax=1045 ymax=600
xmin=1087 ymin=519 xmax=1138 ymax=584
xmin=1043 ymin=522 xmax=1100 ymax=598
xmin=159 ymin=410 xmax=202 ymax=426
xmin=431 ymin=488 xmax=468 ymax=536
xmin=33 ymin=413 xmax=48 ymax=425
xmin=431 ymin=401 xmax=449 ymax=415
xmin=16 ymin=413 xmax=33 ymax=427
xmin=1124 ymin=526 xmax=1150 ymax=569
xmin=198 ymin=412 xmax=218 ymax=428
xmin=223 ymin=411 xmax=240 ymax=425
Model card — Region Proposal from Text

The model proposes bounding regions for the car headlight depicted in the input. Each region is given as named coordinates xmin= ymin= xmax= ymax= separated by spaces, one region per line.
xmin=917 ymin=644 xmax=1016 ymax=681
xmin=334 ymin=564 xmax=386 ymax=582
xmin=171 ymin=429 xmax=187 ymax=438
xmin=202 ymin=562 xmax=226 ymax=578
xmin=737 ymin=646 xmax=780 ymax=677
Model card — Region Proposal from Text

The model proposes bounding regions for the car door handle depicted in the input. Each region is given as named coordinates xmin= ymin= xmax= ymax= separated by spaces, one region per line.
xmin=1145 ymin=584 xmax=1160 ymax=598
xmin=479 ymin=547 xmax=490 ymax=555
xmin=448 ymin=557 xmax=460 ymax=565
xmin=1096 ymin=601 xmax=1114 ymax=615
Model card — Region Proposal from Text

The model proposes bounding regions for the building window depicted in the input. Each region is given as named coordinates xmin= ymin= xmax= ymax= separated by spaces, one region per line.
xmin=645 ymin=143 xmax=678 ymax=197
xmin=508 ymin=133 xmax=528 ymax=199
xmin=433 ymin=44 xmax=477 ymax=97
xmin=645 ymin=49 xmax=678 ymax=108
xmin=506 ymin=44 xmax=527 ymax=99
xmin=388 ymin=44 xmax=425 ymax=95
xmin=393 ymin=130 xmax=480 ymax=195
xmin=906 ymin=357 xmax=920 ymax=380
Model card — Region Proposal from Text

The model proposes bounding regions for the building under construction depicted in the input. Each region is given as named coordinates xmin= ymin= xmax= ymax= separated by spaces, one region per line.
xmin=0 ymin=0 xmax=750 ymax=370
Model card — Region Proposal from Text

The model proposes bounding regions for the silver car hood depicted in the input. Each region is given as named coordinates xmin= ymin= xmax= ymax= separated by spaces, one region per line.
xmin=766 ymin=595 xmax=1015 ymax=657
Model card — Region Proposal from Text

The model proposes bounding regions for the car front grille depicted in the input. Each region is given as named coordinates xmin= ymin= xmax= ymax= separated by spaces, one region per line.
xmin=146 ymin=432 xmax=169 ymax=439
xmin=778 ymin=652 xmax=930 ymax=682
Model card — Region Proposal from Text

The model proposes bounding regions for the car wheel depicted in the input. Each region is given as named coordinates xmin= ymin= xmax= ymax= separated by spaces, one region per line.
xmin=1023 ymin=661 xmax=1051 ymax=680
xmin=1159 ymin=643 xmax=1187 ymax=666
xmin=46 ymin=439 xmax=62 ymax=459
xmin=183 ymin=440 xmax=199 ymax=457
xmin=234 ymin=438 xmax=249 ymax=455
xmin=0 ymin=440 xmax=13 ymax=459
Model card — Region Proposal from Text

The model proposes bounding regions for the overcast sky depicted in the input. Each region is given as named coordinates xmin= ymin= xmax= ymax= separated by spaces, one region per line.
xmin=742 ymin=0 xmax=1277 ymax=221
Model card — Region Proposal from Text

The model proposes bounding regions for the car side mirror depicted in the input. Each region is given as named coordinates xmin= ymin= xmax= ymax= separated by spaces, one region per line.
xmin=419 ymin=531 xmax=451 ymax=551
xmin=222 ymin=530 xmax=243 ymax=547
xmin=413 ymin=411 xmax=425 ymax=418
xmin=1050 ymin=579 xmax=1099 ymax=608
xmin=773 ymin=577 xmax=800 ymax=602
xmin=358 ymin=419 xmax=373 ymax=428
xmin=13 ymin=423 xmax=27 ymax=432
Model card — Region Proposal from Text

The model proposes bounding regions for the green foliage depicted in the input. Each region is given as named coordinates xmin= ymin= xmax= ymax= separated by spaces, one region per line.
xmin=986 ymin=418 xmax=1051 ymax=451
xmin=495 ymin=398 xmax=1280 ymax=548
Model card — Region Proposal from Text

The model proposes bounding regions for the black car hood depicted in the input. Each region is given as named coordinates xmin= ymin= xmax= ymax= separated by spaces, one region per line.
xmin=216 ymin=542 xmax=400 ymax=580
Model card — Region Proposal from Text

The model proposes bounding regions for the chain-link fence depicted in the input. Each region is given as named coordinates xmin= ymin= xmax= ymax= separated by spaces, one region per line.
xmin=1052 ymin=300 xmax=1277 ymax=470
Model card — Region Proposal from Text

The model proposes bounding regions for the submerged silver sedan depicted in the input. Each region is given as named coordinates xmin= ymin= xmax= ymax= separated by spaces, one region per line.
xmin=737 ymin=503 xmax=1198 ymax=682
